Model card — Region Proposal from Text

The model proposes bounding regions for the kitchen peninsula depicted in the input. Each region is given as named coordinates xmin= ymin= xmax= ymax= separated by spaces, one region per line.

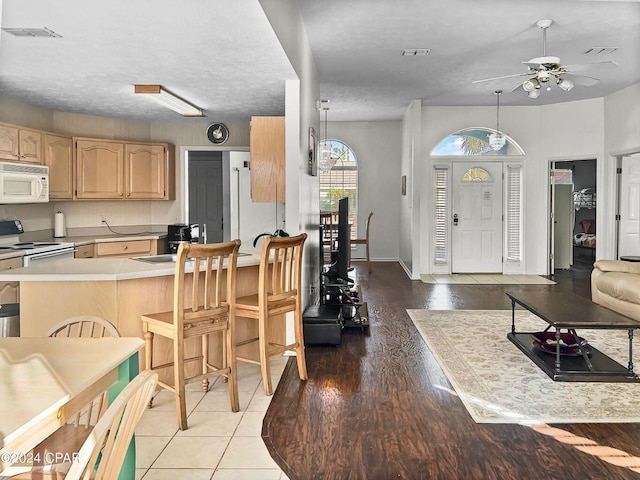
xmin=0 ymin=253 xmax=280 ymax=383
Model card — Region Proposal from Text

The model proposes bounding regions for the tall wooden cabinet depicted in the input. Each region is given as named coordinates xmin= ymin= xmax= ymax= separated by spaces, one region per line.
xmin=250 ymin=116 xmax=285 ymax=202
xmin=44 ymin=134 xmax=73 ymax=199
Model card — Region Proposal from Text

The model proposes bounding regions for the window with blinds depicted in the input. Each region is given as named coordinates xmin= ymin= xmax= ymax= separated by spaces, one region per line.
xmin=505 ymin=164 xmax=523 ymax=262
xmin=434 ymin=167 xmax=448 ymax=265
xmin=319 ymin=140 xmax=358 ymax=238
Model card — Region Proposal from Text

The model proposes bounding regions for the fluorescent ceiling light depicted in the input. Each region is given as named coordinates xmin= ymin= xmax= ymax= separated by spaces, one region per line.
xmin=134 ymin=85 xmax=203 ymax=117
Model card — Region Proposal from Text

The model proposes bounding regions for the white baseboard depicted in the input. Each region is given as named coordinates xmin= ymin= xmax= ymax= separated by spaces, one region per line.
xmin=398 ymin=259 xmax=418 ymax=279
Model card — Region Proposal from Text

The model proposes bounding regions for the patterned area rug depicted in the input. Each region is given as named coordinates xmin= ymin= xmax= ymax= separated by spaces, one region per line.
xmin=419 ymin=274 xmax=556 ymax=285
xmin=407 ymin=309 xmax=640 ymax=424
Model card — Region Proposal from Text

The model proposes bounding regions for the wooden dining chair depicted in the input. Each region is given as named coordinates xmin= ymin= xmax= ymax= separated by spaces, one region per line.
xmin=48 ymin=316 xmax=120 ymax=427
xmin=47 ymin=316 xmax=120 ymax=338
xmin=141 ymin=240 xmax=241 ymax=430
xmin=6 ymin=371 xmax=159 ymax=480
xmin=350 ymin=211 xmax=373 ymax=273
xmin=236 ymin=233 xmax=307 ymax=396
xmin=22 ymin=317 xmax=122 ymax=469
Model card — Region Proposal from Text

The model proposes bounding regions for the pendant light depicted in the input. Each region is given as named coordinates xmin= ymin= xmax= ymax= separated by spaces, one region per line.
xmin=318 ymin=100 xmax=333 ymax=173
xmin=487 ymin=90 xmax=506 ymax=151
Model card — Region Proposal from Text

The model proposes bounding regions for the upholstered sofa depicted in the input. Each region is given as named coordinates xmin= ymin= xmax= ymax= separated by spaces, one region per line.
xmin=592 ymin=260 xmax=640 ymax=322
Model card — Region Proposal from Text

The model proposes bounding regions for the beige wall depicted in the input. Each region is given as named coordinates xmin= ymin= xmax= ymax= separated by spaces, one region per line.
xmin=0 ymin=97 xmax=54 ymax=131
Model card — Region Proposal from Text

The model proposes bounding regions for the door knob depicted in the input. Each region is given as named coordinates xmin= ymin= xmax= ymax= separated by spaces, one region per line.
xmin=453 ymin=213 xmax=459 ymax=226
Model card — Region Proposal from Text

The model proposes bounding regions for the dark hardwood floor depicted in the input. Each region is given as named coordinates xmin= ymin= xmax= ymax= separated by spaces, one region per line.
xmin=262 ymin=262 xmax=640 ymax=480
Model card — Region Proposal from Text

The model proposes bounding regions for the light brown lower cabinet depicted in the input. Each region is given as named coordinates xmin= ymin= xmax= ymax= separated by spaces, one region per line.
xmin=74 ymin=244 xmax=95 ymax=258
xmin=0 ymin=257 xmax=22 ymax=303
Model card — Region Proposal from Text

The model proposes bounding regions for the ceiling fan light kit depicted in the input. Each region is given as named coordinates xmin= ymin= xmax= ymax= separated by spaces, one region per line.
xmin=522 ymin=78 xmax=540 ymax=92
xmin=557 ymin=77 xmax=575 ymax=91
xmin=472 ymin=18 xmax=617 ymax=100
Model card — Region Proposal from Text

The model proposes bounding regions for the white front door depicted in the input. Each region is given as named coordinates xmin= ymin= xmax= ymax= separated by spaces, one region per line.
xmin=619 ymin=156 xmax=640 ymax=257
xmin=451 ymin=162 xmax=503 ymax=273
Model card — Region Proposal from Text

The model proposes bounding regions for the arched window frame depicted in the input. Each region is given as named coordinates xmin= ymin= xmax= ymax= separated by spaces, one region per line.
xmin=431 ymin=127 xmax=525 ymax=156
xmin=319 ymin=139 xmax=358 ymax=238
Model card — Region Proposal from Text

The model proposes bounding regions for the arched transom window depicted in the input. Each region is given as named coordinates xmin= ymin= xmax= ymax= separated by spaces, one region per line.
xmin=431 ymin=127 xmax=525 ymax=156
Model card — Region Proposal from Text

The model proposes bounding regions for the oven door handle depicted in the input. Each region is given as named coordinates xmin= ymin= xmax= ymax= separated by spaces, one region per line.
xmin=26 ymin=247 xmax=75 ymax=261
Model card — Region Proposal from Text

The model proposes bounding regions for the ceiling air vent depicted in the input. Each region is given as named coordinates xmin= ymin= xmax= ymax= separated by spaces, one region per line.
xmin=402 ymin=48 xmax=430 ymax=56
xmin=584 ymin=46 xmax=618 ymax=55
xmin=1 ymin=27 xmax=62 ymax=38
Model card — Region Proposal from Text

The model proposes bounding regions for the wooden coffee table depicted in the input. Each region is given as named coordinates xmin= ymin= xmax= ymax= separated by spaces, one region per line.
xmin=506 ymin=291 xmax=640 ymax=382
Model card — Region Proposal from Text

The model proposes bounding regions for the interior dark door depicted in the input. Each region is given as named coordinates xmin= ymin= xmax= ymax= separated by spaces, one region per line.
xmin=189 ymin=151 xmax=223 ymax=243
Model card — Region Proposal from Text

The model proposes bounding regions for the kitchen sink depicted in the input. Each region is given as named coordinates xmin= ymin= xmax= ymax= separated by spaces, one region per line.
xmin=132 ymin=254 xmax=181 ymax=264
xmin=132 ymin=252 xmax=251 ymax=264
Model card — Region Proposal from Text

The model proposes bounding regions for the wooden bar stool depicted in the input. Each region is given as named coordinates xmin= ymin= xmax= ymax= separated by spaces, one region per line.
xmin=236 ymin=233 xmax=308 ymax=396
xmin=141 ymin=240 xmax=241 ymax=430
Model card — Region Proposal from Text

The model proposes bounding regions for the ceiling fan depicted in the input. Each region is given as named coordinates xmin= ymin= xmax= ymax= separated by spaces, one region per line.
xmin=472 ymin=19 xmax=618 ymax=98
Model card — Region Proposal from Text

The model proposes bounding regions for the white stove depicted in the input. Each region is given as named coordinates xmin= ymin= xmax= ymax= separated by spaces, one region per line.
xmin=0 ymin=220 xmax=75 ymax=266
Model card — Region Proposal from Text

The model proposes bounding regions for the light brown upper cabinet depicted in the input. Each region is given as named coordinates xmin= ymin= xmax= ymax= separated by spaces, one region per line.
xmin=75 ymin=139 xmax=125 ymax=199
xmin=0 ymin=123 xmax=42 ymax=164
xmin=75 ymin=138 xmax=175 ymax=201
xmin=124 ymin=143 xmax=172 ymax=199
xmin=250 ymin=116 xmax=285 ymax=202
xmin=44 ymin=134 xmax=73 ymax=199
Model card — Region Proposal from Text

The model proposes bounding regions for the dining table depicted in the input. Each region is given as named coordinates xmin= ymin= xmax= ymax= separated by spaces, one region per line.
xmin=0 ymin=336 xmax=144 ymax=479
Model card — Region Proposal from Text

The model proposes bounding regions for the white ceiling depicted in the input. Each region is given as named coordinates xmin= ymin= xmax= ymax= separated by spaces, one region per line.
xmin=0 ymin=0 xmax=296 ymax=123
xmin=0 ymin=0 xmax=638 ymax=123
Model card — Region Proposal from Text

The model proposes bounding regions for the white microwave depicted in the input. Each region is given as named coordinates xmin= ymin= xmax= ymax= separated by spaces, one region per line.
xmin=0 ymin=161 xmax=49 ymax=204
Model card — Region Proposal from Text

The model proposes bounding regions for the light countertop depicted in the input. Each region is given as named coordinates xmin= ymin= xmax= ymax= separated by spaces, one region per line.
xmin=0 ymin=251 xmax=260 ymax=282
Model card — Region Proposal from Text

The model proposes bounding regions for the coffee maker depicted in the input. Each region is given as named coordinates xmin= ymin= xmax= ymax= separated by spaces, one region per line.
xmin=167 ymin=223 xmax=200 ymax=253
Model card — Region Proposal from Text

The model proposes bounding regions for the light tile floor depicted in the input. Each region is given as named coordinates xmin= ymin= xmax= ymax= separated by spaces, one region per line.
xmin=135 ymin=356 xmax=290 ymax=480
